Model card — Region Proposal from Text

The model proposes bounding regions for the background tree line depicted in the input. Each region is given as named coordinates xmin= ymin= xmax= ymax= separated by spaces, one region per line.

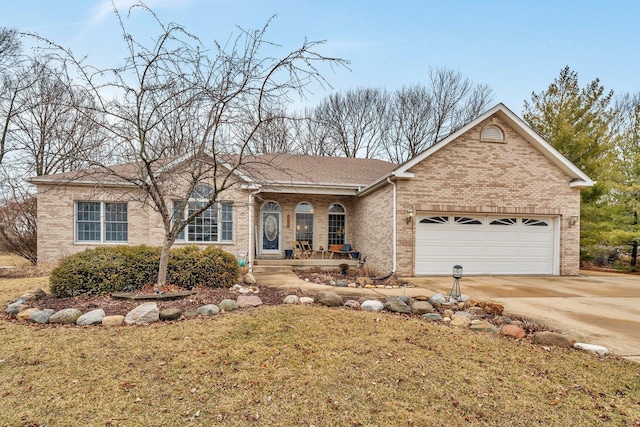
xmin=0 ymin=16 xmax=638 ymax=269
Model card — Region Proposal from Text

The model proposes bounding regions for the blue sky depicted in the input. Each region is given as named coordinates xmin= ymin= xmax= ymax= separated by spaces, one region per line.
xmin=4 ymin=0 xmax=639 ymax=114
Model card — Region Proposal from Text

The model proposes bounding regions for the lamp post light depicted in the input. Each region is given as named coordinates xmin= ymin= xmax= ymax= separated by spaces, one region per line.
xmin=449 ymin=265 xmax=463 ymax=300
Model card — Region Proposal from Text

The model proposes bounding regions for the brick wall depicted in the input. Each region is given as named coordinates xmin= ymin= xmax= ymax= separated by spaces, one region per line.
xmin=36 ymin=182 xmax=250 ymax=264
xmin=391 ymin=116 xmax=581 ymax=275
xmin=352 ymin=185 xmax=394 ymax=274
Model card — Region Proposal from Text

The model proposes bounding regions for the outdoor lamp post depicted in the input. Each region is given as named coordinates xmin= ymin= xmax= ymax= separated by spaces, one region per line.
xmin=449 ymin=265 xmax=463 ymax=300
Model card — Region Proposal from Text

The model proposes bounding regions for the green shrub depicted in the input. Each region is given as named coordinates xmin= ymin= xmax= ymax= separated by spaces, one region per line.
xmin=49 ymin=245 xmax=161 ymax=297
xmin=168 ymin=245 xmax=239 ymax=289
xmin=49 ymin=245 xmax=239 ymax=297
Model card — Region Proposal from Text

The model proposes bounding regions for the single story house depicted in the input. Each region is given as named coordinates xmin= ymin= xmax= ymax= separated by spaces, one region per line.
xmin=30 ymin=104 xmax=593 ymax=275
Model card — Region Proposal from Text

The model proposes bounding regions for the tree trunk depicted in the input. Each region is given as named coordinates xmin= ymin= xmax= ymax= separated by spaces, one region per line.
xmin=631 ymin=241 xmax=638 ymax=269
xmin=157 ymin=240 xmax=172 ymax=287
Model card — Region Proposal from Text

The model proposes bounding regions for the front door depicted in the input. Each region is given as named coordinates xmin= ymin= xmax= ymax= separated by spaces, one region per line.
xmin=261 ymin=201 xmax=281 ymax=255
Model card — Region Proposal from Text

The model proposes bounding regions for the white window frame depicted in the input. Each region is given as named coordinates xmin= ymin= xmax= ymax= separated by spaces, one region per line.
xmin=74 ymin=201 xmax=128 ymax=243
xmin=173 ymin=200 xmax=234 ymax=244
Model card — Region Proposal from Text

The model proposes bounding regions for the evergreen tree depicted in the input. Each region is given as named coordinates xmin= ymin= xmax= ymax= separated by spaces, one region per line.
xmin=523 ymin=66 xmax=616 ymax=258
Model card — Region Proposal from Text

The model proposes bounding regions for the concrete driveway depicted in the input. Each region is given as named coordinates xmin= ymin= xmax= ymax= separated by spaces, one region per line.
xmin=405 ymin=272 xmax=640 ymax=360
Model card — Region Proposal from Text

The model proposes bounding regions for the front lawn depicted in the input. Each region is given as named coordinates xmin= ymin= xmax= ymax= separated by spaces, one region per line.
xmin=1 ymin=278 xmax=639 ymax=426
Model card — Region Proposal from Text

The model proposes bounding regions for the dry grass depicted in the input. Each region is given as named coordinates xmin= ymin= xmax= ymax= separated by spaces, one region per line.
xmin=1 ymin=279 xmax=640 ymax=426
xmin=0 ymin=253 xmax=30 ymax=268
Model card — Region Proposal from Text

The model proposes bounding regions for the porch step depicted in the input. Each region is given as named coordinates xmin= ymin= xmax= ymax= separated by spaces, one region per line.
xmin=252 ymin=258 xmax=359 ymax=273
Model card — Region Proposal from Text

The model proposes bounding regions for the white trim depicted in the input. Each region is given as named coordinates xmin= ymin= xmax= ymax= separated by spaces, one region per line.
xmin=387 ymin=178 xmax=397 ymax=273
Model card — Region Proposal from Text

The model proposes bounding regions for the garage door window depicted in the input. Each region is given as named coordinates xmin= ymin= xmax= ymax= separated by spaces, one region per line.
xmin=454 ymin=216 xmax=483 ymax=225
xmin=490 ymin=218 xmax=517 ymax=226
xmin=420 ymin=216 xmax=448 ymax=224
xmin=523 ymin=218 xmax=549 ymax=227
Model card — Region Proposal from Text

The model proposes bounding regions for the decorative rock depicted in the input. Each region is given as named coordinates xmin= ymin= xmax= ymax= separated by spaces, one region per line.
xmin=329 ymin=280 xmax=336 ymax=286
xmin=183 ymin=308 xmax=200 ymax=318
xmin=422 ymin=313 xmax=442 ymax=321
xmin=197 ymin=304 xmax=220 ymax=316
xmin=468 ymin=306 xmax=485 ymax=317
xmin=102 ymin=315 xmax=125 ymax=326
xmin=49 ymin=308 xmax=82 ymax=325
xmin=125 ymin=302 xmax=160 ymax=325
xmin=443 ymin=309 xmax=454 ymax=319
xmin=412 ymin=295 xmax=430 ymax=301
xmin=459 ymin=294 xmax=470 ymax=303
xmin=384 ymin=298 xmax=412 ymax=314
xmin=20 ymin=292 xmax=37 ymax=302
xmin=428 ymin=293 xmax=447 ymax=305
xmin=159 ymin=308 xmax=183 ymax=321
xmin=243 ymin=273 xmax=257 ymax=284
xmin=347 ymin=282 xmax=357 ymax=288
xmin=219 ymin=299 xmax=239 ymax=311
xmin=31 ymin=288 xmax=47 ymax=299
xmin=391 ymin=295 xmax=411 ymax=305
xmin=237 ymin=295 xmax=263 ymax=308
xmin=562 ymin=329 xmax=586 ymax=344
xmin=237 ymin=286 xmax=252 ymax=294
xmin=344 ymin=300 xmax=360 ymax=308
xmin=470 ymin=320 xmax=499 ymax=333
xmin=299 ymin=297 xmax=314 ymax=305
xmin=77 ymin=309 xmax=106 ymax=326
xmin=361 ymin=300 xmax=385 ymax=312
xmin=335 ymin=280 xmax=347 ymax=287
xmin=6 ymin=301 xmax=30 ymax=316
xmin=533 ymin=331 xmax=573 ymax=348
xmin=17 ymin=308 xmax=40 ymax=322
xmin=450 ymin=317 xmax=471 ymax=328
xmin=484 ymin=303 xmax=504 ymax=316
xmin=30 ymin=309 xmax=55 ymax=324
xmin=410 ymin=301 xmax=433 ymax=315
xmin=315 ymin=291 xmax=343 ymax=307
xmin=283 ymin=295 xmax=300 ymax=305
xmin=452 ymin=311 xmax=475 ymax=319
xmin=501 ymin=324 xmax=526 ymax=339
xmin=573 ymin=343 xmax=609 ymax=356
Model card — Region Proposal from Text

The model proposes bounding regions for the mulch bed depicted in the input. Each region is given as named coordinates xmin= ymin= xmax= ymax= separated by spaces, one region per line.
xmin=37 ymin=285 xmax=306 ymax=317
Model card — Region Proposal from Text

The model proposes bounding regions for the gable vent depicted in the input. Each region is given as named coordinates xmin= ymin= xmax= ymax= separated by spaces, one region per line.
xmin=482 ymin=125 xmax=504 ymax=141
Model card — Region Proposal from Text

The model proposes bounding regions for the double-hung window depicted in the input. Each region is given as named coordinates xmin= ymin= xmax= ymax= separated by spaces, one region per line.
xmin=173 ymin=185 xmax=233 ymax=243
xmin=75 ymin=201 xmax=128 ymax=243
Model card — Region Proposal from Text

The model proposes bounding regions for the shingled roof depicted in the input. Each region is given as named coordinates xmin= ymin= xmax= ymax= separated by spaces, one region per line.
xmin=29 ymin=153 xmax=397 ymax=189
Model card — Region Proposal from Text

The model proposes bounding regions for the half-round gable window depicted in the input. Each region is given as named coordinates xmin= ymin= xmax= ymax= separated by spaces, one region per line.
xmin=481 ymin=124 xmax=504 ymax=141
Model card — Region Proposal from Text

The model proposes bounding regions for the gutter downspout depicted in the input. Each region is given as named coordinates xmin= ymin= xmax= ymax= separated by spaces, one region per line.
xmin=248 ymin=188 xmax=261 ymax=274
xmin=387 ymin=177 xmax=397 ymax=274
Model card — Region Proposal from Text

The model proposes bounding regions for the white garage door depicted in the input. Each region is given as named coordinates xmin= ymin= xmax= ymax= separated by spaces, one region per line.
xmin=415 ymin=214 xmax=557 ymax=275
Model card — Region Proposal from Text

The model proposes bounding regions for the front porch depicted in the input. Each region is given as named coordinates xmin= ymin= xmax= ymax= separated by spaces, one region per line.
xmin=252 ymin=257 xmax=360 ymax=273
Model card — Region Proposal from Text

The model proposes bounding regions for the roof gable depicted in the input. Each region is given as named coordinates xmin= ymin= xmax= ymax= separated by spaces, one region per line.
xmin=391 ymin=103 xmax=594 ymax=188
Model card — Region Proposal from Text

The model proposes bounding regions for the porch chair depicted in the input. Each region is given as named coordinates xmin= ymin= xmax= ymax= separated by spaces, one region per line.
xmin=298 ymin=241 xmax=313 ymax=259
xmin=293 ymin=241 xmax=304 ymax=259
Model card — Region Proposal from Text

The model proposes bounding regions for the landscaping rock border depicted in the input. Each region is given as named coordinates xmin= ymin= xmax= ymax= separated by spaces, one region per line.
xmin=4 ymin=286 xmax=610 ymax=357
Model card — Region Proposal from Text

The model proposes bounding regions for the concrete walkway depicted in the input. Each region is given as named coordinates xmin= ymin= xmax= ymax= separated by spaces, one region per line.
xmin=254 ymin=268 xmax=640 ymax=360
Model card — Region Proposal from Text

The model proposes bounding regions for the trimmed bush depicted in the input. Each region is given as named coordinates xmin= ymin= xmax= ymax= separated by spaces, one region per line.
xmin=50 ymin=245 xmax=160 ymax=297
xmin=49 ymin=245 xmax=240 ymax=297
xmin=168 ymin=245 xmax=239 ymax=289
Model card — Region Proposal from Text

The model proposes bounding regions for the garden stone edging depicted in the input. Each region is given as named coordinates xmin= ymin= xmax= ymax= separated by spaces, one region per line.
xmin=4 ymin=287 xmax=612 ymax=358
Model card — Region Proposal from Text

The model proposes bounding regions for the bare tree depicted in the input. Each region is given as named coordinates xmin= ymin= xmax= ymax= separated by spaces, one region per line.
xmin=383 ymin=73 xmax=492 ymax=163
xmin=428 ymin=67 xmax=493 ymax=145
xmin=246 ymin=110 xmax=294 ymax=155
xmin=4 ymin=57 xmax=106 ymax=179
xmin=314 ymin=87 xmax=390 ymax=158
xmin=0 ymin=190 xmax=37 ymax=264
xmin=0 ymin=27 xmax=23 ymax=167
xmin=47 ymin=4 xmax=347 ymax=286
xmin=290 ymin=109 xmax=338 ymax=156
xmin=0 ymin=27 xmax=20 ymax=72
xmin=385 ymin=84 xmax=435 ymax=162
